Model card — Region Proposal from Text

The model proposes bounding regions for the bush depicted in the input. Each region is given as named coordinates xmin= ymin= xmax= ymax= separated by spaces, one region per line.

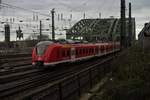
xmin=94 ymin=43 xmax=150 ymax=100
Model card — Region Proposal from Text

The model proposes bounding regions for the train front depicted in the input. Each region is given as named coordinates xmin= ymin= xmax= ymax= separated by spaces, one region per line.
xmin=32 ymin=41 xmax=53 ymax=66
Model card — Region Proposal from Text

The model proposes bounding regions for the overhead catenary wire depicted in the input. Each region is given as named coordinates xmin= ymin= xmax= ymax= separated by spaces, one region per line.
xmin=0 ymin=0 xmax=123 ymax=40
xmin=0 ymin=3 xmax=51 ymax=17
xmin=0 ymin=20 xmax=51 ymax=34
xmin=0 ymin=2 xmax=52 ymax=32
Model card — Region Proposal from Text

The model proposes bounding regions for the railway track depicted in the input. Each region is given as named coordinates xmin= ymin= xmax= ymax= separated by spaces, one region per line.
xmin=0 ymin=52 xmax=117 ymax=100
xmin=0 ymin=65 xmax=34 ymax=76
xmin=0 ymin=50 xmax=118 ymax=100
xmin=19 ymin=57 xmax=112 ymax=100
xmin=0 ymin=53 xmax=31 ymax=59
xmin=0 ymin=53 xmax=31 ymax=70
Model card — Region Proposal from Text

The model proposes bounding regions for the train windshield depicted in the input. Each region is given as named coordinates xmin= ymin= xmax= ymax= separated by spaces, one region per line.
xmin=36 ymin=41 xmax=53 ymax=56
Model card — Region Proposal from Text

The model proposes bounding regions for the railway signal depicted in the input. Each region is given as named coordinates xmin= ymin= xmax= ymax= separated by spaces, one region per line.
xmin=16 ymin=26 xmax=23 ymax=40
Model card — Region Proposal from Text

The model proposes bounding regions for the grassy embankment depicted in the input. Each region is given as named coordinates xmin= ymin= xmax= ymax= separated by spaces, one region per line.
xmin=91 ymin=43 xmax=150 ymax=100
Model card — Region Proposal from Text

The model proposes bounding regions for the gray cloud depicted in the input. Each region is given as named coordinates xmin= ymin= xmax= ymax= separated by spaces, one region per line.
xmin=2 ymin=0 xmax=150 ymax=37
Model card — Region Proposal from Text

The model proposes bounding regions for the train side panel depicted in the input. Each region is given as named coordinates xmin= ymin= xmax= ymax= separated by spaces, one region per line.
xmin=32 ymin=41 xmax=120 ymax=67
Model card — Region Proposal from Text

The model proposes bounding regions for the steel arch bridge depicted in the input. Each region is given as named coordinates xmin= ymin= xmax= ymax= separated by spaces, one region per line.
xmin=66 ymin=18 xmax=135 ymax=42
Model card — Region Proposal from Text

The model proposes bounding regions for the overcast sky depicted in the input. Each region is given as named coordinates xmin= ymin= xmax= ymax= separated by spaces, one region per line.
xmin=1 ymin=0 xmax=150 ymax=39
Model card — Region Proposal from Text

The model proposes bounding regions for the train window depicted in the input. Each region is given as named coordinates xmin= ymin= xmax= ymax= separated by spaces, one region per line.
xmin=62 ymin=50 xmax=66 ymax=57
xmin=86 ymin=49 xmax=88 ymax=54
xmin=77 ymin=49 xmax=79 ymax=55
xmin=97 ymin=48 xmax=99 ymax=53
xmin=79 ymin=49 xmax=82 ymax=54
xmin=57 ymin=50 xmax=60 ymax=58
xmin=101 ymin=46 xmax=104 ymax=50
xmin=67 ymin=50 xmax=70 ymax=56
xmin=84 ymin=48 xmax=86 ymax=54
xmin=36 ymin=45 xmax=49 ymax=56
xmin=76 ymin=49 xmax=78 ymax=55
xmin=82 ymin=48 xmax=84 ymax=54
xmin=95 ymin=48 xmax=97 ymax=53
xmin=83 ymin=48 xmax=85 ymax=54
xmin=90 ymin=48 xmax=92 ymax=54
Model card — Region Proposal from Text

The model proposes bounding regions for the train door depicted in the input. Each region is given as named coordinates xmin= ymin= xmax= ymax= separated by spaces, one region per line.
xmin=97 ymin=45 xmax=101 ymax=56
xmin=99 ymin=45 xmax=102 ymax=55
xmin=71 ymin=47 xmax=75 ymax=61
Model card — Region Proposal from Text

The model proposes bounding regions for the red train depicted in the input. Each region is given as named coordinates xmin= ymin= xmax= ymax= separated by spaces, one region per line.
xmin=32 ymin=41 xmax=120 ymax=67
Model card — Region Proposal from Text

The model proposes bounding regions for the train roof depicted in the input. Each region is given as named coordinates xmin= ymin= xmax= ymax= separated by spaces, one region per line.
xmin=35 ymin=41 xmax=120 ymax=48
xmin=36 ymin=41 xmax=54 ymax=46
